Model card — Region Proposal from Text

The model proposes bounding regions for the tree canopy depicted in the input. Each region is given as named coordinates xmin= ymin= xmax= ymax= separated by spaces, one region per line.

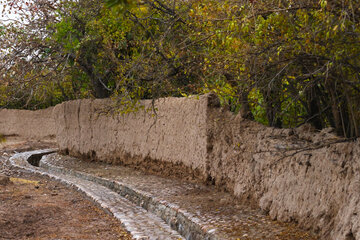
xmin=1 ymin=0 xmax=360 ymax=137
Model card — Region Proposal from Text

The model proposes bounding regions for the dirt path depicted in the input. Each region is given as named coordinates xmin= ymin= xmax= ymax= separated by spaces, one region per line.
xmin=0 ymin=137 xmax=133 ymax=240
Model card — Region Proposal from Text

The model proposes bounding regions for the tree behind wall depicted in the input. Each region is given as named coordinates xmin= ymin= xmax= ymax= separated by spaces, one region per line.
xmin=1 ymin=0 xmax=359 ymax=137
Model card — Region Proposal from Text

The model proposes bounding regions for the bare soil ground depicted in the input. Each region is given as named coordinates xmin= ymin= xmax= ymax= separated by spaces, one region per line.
xmin=0 ymin=136 xmax=132 ymax=240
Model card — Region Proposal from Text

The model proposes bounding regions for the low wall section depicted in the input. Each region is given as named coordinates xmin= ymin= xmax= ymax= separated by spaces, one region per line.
xmin=0 ymin=108 xmax=55 ymax=139
xmin=1 ymin=95 xmax=360 ymax=239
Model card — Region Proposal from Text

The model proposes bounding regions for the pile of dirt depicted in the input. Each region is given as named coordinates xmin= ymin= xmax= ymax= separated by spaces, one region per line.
xmin=0 ymin=174 xmax=10 ymax=185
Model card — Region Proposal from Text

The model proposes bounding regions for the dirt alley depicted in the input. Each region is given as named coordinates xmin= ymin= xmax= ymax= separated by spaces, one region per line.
xmin=0 ymin=137 xmax=133 ymax=240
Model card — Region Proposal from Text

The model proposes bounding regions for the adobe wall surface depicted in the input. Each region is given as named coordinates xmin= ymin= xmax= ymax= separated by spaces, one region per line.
xmin=207 ymin=106 xmax=360 ymax=240
xmin=53 ymin=96 xmax=209 ymax=175
xmin=0 ymin=108 xmax=55 ymax=139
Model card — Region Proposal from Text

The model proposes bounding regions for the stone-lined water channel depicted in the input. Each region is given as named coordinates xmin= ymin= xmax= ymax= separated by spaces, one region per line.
xmin=8 ymin=150 xmax=318 ymax=240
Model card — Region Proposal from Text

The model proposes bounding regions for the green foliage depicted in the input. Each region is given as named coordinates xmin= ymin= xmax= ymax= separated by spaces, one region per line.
xmin=104 ymin=0 xmax=131 ymax=8
xmin=1 ymin=0 xmax=360 ymax=137
xmin=178 ymin=0 xmax=360 ymax=136
xmin=248 ymin=89 xmax=268 ymax=126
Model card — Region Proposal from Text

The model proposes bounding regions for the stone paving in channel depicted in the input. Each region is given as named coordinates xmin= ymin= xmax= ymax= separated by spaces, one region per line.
xmin=40 ymin=153 xmax=318 ymax=240
xmin=8 ymin=151 xmax=184 ymax=240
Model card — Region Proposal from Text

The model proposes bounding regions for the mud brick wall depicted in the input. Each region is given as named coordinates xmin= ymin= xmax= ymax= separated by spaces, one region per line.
xmin=0 ymin=108 xmax=55 ymax=139
xmin=54 ymin=95 xmax=360 ymax=239
xmin=1 ymin=94 xmax=360 ymax=239
xmin=53 ymin=96 xmax=209 ymax=175
xmin=206 ymin=107 xmax=360 ymax=240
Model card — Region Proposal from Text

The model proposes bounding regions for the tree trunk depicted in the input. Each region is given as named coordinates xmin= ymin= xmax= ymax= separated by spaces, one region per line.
xmin=239 ymin=91 xmax=254 ymax=120
xmin=306 ymin=86 xmax=323 ymax=130
xmin=326 ymin=79 xmax=351 ymax=137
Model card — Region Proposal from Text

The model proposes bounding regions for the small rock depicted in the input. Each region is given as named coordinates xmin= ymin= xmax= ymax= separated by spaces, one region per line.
xmin=220 ymin=198 xmax=227 ymax=204
xmin=0 ymin=174 xmax=10 ymax=186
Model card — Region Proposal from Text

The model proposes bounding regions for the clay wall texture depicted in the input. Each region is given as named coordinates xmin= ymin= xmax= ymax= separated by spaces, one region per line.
xmin=206 ymin=107 xmax=360 ymax=240
xmin=1 ymin=95 xmax=360 ymax=239
xmin=0 ymin=108 xmax=55 ymax=139
xmin=53 ymin=96 xmax=209 ymax=174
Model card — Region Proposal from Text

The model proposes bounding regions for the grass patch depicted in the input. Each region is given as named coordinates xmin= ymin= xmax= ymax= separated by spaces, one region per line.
xmin=0 ymin=134 xmax=6 ymax=143
xmin=10 ymin=177 xmax=40 ymax=185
